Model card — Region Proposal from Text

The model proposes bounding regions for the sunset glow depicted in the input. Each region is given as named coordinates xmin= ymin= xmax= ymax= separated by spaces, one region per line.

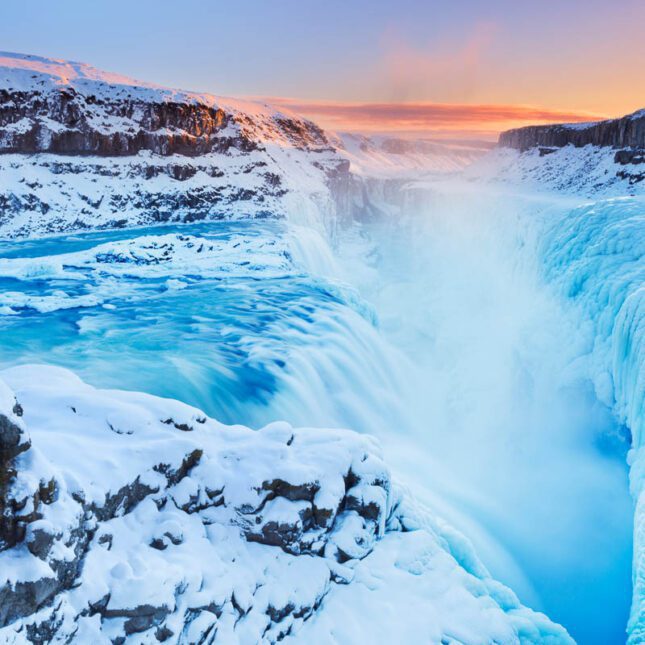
xmin=1 ymin=0 xmax=642 ymax=140
xmin=260 ymin=98 xmax=606 ymax=140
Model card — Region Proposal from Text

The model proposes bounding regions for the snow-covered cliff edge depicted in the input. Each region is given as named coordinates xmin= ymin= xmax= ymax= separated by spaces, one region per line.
xmin=0 ymin=52 xmax=353 ymax=237
xmin=0 ymin=52 xmax=483 ymax=239
xmin=0 ymin=366 xmax=571 ymax=643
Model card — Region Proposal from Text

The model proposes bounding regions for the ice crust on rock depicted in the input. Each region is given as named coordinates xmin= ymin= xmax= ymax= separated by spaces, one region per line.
xmin=0 ymin=366 xmax=572 ymax=644
xmin=537 ymin=197 xmax=644 ymax=643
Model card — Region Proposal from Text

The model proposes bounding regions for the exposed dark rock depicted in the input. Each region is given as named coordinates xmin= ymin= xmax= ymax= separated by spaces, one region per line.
xmin=617 ymin=169 xmax=645 ymax=185
xmin=498 ymin=108 xmax=645 ymax=151
xmin=246 ymin=520 xmax=303 ymax=550
xmin=155 ymin=625 xmax=174 ymax=641
xmin=0 ymin=407 xmax=33 ymax=551
xmin=237 ymin=466 xmax=388 ymax=559
xmin=180 ymin=609 xmax=218 ymax=643
xmin=162 ymin=417 xmax=193 ymax=432
xmin=267 ymin=602 xmax=296 ymax=623
xmin=24 ymin=602 xmax=68 ymax=644
xmin=0 ymin=85 xmax=331 ymax=158
xmin=102 ymin=603 xmax=171 ymax=635
xmin=150 ymin=537 xmax=168 ymax=551
xmin=615 ymin=148 xmax=645 ymax=165
xmin=0 ymin=573 xmax=62 ymax=629
xmin=0 ymin=88 xmax=230 ymax=156
xmin=91 ymin=475 xmax=159 ymax=522
xmin=25 ymin=522 xmax=57 ymax=560
xmin=154 ymin=448 xmax=203 ymax=487
xmin=0 ymin=412 xmax=30 ymax=462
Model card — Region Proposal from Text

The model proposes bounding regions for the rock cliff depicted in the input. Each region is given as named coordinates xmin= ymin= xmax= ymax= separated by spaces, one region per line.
xmin=498 ymin=108 xmax=645 ymax=151
xmin=0 ymin=52 xmax=332 ymax=157
xmin=0 ymin=52 xmax=351 ymax=237
xmin=0 ymin=52 xmax=484 ymax=238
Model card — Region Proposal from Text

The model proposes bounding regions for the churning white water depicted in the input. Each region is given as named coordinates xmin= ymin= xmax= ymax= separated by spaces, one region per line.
xmin=0 ymin=181 xmax=637 ymax=643
xmin=326 ymin=181 xmax=634 ymax=645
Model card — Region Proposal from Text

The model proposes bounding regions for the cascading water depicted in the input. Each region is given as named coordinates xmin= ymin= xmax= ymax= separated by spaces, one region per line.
xmin=0 ymin=183 xmax=640 ymax=644
xmin=334 ymin=182 xmax=636 ymax=645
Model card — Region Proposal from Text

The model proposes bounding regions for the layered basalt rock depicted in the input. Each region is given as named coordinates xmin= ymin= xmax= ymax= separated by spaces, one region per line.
xmin=0 ymin=86 xmax=334 ymax=158
xmin=498 ymin=108 xmax=645 ymax=151
xmin=0 ymin=366 xmax=393 ymax=641
xmin=0 ymin=88 xmax=237 ymax=156
xmin=0 ymin=52 xmax=332 ymax=158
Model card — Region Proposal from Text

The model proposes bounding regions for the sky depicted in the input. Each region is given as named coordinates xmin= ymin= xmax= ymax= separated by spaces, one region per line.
xmin=1 ymin=0 xmax=643 ymax=139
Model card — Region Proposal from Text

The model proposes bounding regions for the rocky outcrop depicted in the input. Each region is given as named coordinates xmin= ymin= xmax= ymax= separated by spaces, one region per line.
xmin=0 ymin=52 xmax=332 ymax=157
xmin=0 ymin=366 xmax=393 ymax=642
xmin=0 ymin=149 xmax=352 ymax=238
xmin=0 ymin=365 xmax=573 ymax=644
xmin=0 ymin=87 xmax=334 ymax=158
xmin=0 ymin=88 xmax=236 ymax=157
xmin=0 ymin=385 xmax=31 ymax=551
xmin=498 ymin=108 xmax=645 ymax=151
xmin=0 ymin=52 xmax=354 ymax=238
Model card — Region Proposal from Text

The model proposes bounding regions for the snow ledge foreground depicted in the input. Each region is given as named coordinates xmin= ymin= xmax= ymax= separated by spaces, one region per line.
xmin=0 ymin=365 xmax=571 ymax=644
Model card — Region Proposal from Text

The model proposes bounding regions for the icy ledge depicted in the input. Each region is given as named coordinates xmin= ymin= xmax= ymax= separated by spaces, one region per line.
xmin=0 ymin=365 xmax=571 ymax=644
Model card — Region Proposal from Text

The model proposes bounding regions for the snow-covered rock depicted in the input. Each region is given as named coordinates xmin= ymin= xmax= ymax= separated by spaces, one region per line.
xmin=0 ymin=52 xmax=352 ymax=237
xmin=463 ymin=144 xmax=644 ymax=197
xmin=0 ymin=51 xmax=334 ymax=156
xmin=0 ymin=366 xmax=572 ymax=644
xmin=498 ymin=108 xmax=645 ymax=151
xmin=0 ymin=52 xmax=487 ymax=239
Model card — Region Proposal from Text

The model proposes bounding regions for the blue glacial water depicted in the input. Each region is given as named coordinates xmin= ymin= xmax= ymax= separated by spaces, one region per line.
xmin=0 ymin=193 xmax=638 ymax=644
xmin=0 ymin=221 xmax=409 ymax=433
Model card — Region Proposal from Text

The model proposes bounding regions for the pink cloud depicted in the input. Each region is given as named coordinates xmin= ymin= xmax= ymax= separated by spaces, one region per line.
xmin=380 ymin=22 xmax=499 ymax=101
xmin=258 ymin=97 xmax=605 ymax=138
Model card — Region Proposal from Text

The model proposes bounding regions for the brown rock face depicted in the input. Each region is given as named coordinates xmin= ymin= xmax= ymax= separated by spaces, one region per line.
xmin=0 ymin=88 xmax=237 ymax=156
xmin=0 ymin=86 xmax=331 ymax=158
xmin=498 ymin=109 xmax=645 ymax=151
xmin=0 ymin=407 xmax=32 ymax=551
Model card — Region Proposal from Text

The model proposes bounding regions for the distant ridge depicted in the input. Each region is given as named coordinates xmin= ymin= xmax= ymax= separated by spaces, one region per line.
xmin=498 ymin=108 xmax=645 ymax=151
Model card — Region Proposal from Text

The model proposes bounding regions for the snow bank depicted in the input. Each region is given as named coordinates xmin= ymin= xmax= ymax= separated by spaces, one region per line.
xmin=464 ymin=145 xmax=644 ymax=198
xmin=0 ymin=366 xmax=571 ymax=643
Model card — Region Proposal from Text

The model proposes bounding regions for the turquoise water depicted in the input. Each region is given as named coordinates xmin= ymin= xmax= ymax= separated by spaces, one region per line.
xmin=0 ymin=210 xmax=636 ymax=644
xmin=0 ymin=222 xmax=407 ymax=433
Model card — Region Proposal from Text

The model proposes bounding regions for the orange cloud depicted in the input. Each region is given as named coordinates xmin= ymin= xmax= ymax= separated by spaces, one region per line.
xmin=258 ymin=98 xmax=605 ymax=139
